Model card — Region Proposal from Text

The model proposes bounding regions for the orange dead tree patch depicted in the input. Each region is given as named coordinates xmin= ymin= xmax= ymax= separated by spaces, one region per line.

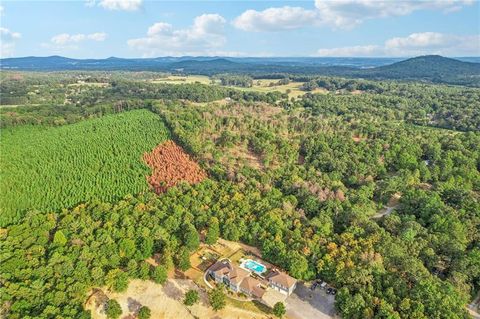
xmin=143 ymin=140 xmax=207 ymax=193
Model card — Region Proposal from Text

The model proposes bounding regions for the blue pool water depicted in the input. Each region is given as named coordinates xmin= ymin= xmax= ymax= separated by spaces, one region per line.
xmin=243 ymin=259 xmax=267 ymax=274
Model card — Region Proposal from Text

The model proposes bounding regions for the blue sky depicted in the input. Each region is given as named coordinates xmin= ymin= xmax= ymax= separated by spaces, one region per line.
xmin=1 ymin=0 xmax=479 ymax=58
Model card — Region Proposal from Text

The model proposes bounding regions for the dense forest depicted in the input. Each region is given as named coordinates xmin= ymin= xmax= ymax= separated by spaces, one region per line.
xmin=0 ymin=70 xmax=479 ymax=319
xmin=0 ymin=110 xmax=169 ymax=226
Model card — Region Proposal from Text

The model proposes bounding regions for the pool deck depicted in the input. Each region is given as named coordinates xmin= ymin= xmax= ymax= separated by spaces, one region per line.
xmin=239 ymin=258 xmax=267 ymax=275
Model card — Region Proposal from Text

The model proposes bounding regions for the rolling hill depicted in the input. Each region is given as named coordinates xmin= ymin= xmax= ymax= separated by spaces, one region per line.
xmin=1 ymin=55 xmax=479 ymax=85
xmin=361 ymin=55 xmax=480 ymax=85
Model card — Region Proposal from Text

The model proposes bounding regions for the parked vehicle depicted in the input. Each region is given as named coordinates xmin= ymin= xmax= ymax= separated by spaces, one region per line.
xmin=320 ymin=282 xmax=327 ymax=289
xmin=327 ymin=287 xmax=337 ymax=295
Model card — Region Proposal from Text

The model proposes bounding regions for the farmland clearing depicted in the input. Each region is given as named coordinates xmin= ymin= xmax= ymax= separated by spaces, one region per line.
xmin=242 ymin=79 xmax=328 ymax=99
xmin=149 ymin=75 xmax=328 ymax=99
xmin=149 ymin=75 xmax=212 ymax=85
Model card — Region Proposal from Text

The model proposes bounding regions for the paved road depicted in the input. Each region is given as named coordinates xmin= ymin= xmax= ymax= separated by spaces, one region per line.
xmin=285 ymin=282 xmax=337 ymax=319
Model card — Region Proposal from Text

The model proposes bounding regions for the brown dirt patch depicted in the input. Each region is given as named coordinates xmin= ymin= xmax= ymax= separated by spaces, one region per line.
xmin=87 ymin=279 xmax=271 ymax=319
xmin=352 ymin=135 xmax=367 ymax=143
xmin=143 ymin=140 xmax=207 ymax=193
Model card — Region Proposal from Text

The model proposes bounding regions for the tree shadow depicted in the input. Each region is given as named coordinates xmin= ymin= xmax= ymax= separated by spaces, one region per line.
xmin=126 ymin=297 xmax=142 ymax=313
xmin=162 ymin=280 xmax=184 ymax=301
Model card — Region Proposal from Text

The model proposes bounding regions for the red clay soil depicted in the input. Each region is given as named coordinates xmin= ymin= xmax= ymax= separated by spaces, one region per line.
xmin=143 ymin=140 xmax=207 ymax=193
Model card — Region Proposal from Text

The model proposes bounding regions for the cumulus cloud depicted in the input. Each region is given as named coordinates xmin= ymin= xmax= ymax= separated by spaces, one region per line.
xmin=314 ymin=0 xmax=474 ymax=29
xmin=316 ymin=32 xmax=480 ymax=57
xmin=50 ymin=32 xmax=107 ymax=45
xmin=86 ymin=0 xmax=142 ymax=11
xmin=0 ymin=27 xmax=21 ymax=40
xmin=0 ymin=27 xmax=22 ymax=58
xmin=42 ymin=32 xmax=107 ymax=53
xmin=385 ymin=32 xmax=480 ymax=56
xmin=233 ymin=6 xmax=317 ymax=32
xmin=127 ymin=14 xmax=227 ymax=56
xmin=233 ymin=0 xmax=473 ymax=32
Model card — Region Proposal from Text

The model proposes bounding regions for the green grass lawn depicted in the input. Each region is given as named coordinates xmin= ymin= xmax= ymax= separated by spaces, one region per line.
xmin=0 ymin=109 xmax=169 ymax=226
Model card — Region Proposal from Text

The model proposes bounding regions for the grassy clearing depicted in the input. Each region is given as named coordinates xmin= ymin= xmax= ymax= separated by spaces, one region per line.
xmin=150 ymin=75 xmax=212 ymax=85
xmin=67 ymin=82 xmax=109 ymax=87
xmin=0 ymin=109 xmax=169 ymax=226
xmin=148 ymin=75 xmax=327 ymax=99
xmin=232 ymin=79 xmax=328 ymax=99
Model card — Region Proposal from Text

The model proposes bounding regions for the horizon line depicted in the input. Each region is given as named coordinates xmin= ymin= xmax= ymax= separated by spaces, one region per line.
xmin=2 ymin=54 xmax=480 ymax=60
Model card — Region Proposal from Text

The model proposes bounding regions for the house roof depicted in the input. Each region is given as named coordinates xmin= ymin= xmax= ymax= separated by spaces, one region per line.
xmin=240 ymin=276 xmax=265 ymax=298
xmin=209 ymin=260 xmax=250 ymax=285
xmin=266 ymin=270 xmax=297 ymax=289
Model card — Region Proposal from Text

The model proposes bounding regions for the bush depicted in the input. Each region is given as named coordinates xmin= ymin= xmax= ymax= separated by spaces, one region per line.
xmin=151 ymin=265 xmax=168 ymax=284
xmin=208 ymin=285 xmax=226 ymax=311
xmin=184 ymin=289 xmax=200 ymax=306
xmin=273 ymin=302 xmax=286 ymax=318
xmin=137 ymin=306 xmax=151 ymax=319
xmin=105 ymin=299 xmax=122 ymax=319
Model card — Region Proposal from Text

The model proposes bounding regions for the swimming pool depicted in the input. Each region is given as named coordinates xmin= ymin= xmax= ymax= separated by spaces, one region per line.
xmin=241 ymin=259 xmax=267 ymax=274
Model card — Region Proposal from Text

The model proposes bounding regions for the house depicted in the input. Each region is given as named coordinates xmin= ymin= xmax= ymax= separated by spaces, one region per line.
xmin=266 ymin=270 xmax=297 ymax=295
xmin=239 ymin=276 xmax=266 ymax=299
xmin=208 ymin=259 xmax=250 ymax=292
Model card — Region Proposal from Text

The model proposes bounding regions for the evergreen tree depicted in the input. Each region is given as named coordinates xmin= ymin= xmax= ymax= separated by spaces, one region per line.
xmin=105 ymin=299 xmax=122 ymax=319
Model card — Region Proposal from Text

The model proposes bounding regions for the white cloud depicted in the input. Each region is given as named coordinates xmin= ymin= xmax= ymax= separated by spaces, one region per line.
xmin=317 ymin=45 xmax=383 ymax=57
xmin=50 ymin=32 xmax=107 ymax=45
xmin=127 ymin=14 xmax=227 ymax=56
xmin=314 ymin=0 xmax=474 ymax=28
xmin=0 ymin=27 xmax=22 ymax=58
xmin=385 ymin=32 xmax=480 ymax=56
xmin=315 ymin=32 xmax=480 ymax=57
xmin=233 ymin=6 xmax=317 ymax=32
xmin=88 ymin=32 xmax=108 ymax=41
xmin=0 ymin=27 xmax=21 ymax=40
xmin=86 ymin=0 xmax=142 ymax=11
xmin=147 ymin=22 xmax=173 ymax=36
xmin=233 ymin=0 xmax=474 ymax=32
xmin=386 ymin=32 xmax=456 ymax=50
xmin=42 ymin=32 xmax=107 ymax=53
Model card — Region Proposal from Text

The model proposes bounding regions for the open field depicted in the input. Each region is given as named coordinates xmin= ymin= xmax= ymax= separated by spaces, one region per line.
xmin=226 ymin=78 xmax=328 ymax=99
xmin=246 ymin=79 xmax=328 ymax=98
xmin=0 ymin=109 xmax=169 ymax=226
xmin=150 ymin=75 xmax=212 ymax=85
xmin=67 ymin=82 xmax=109 ymax=87
xmin=149 ymin=75 xmax=328 ymax=98
xmin=87 ymin=279 xmax=273 ymax=319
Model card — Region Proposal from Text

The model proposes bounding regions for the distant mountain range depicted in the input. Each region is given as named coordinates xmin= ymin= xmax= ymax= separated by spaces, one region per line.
xmin=1 ymin=55 xmax=479 ymax=86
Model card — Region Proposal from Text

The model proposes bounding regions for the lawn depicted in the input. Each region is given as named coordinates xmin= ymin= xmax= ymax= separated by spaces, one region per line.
xmin=0 ymin=109 xmax=170 ymax=226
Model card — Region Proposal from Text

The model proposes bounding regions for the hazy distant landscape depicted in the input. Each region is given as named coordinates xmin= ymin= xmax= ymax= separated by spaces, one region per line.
xmin=2 ymin=55 xmax=480 ymax=86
